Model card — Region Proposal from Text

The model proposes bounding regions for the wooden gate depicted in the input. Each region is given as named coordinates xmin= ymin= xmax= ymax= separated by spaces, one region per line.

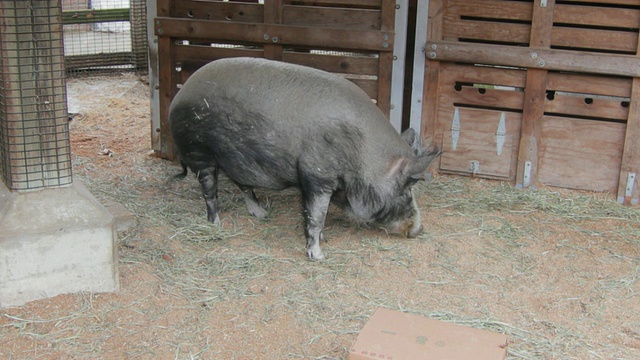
xmin=152 ymin=0 xmax=398 ymax=159
xmin=418 ymin=0 xmax=640 ymax=204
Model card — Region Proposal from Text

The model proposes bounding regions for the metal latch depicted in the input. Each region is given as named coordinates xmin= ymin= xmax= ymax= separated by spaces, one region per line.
xmin=470 ymin=160 xmax=480 ymax=175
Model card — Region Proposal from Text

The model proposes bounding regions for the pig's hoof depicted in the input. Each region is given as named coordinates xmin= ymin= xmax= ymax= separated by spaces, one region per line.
xmin=248 ymin=205 xmax=268 ymax=219
xmin=307 ymin=245 xmax=325 ymax=261
xmin=208 ymin=213 xmax=221 ymax=226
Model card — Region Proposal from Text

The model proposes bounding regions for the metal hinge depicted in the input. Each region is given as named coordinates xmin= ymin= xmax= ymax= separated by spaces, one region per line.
xmin=496 ymin=112 xmax=506 ymax=156
xmin=451 ymin=107 xmax=460 ymax=150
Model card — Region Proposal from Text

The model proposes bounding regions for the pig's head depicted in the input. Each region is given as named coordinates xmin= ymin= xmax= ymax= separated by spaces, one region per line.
xmin=344 ymin=129 xmax=441 ymax=238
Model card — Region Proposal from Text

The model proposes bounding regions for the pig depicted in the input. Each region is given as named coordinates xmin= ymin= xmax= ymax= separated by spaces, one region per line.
xmin=169 ymin=57 xmax=440 ymax=260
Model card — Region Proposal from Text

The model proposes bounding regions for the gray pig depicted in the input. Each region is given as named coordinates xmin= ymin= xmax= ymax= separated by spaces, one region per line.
xmin=169 ymin=57 xmax=440 ymax=260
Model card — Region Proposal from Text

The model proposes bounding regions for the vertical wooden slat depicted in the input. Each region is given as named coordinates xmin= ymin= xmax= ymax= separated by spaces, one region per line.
xmin=421 ymin=0 xmax=443 ymax=141
xmin=264 ymin=0 xmax=284 ymax=61
xmin=516 ymin=0 xmax=555 ymax=188
xmin=156 ymin=0 xmax=175 ymax=159
xmin=148 ymin=0 xmax=161 ymax=153
xmin=617 ymin=33 xmax=640 ymax=204
xmin=377 ymin=0 xmax=395 ymax=118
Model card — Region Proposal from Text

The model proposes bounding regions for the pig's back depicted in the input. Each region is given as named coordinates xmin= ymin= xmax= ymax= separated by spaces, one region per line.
xmin=169 ymin=58 xmax=410 ymax=189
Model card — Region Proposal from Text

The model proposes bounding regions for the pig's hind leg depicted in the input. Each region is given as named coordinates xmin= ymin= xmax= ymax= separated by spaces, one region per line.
xmin=237 ymin=184 xmax=268 ymax=219
xmin=174 ymin=160 xmax=189 ymax=179
xmin=197 ymin=167 xmax=221 ymax=225
xmin=301 ymin=191 xmax=332 ymax=260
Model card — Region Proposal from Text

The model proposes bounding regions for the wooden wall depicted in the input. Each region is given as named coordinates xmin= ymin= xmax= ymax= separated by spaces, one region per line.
xmin=421 ymin=0 xmax=640 ymax=204
xmin=153 ymin=0 xmax=396 ymax=159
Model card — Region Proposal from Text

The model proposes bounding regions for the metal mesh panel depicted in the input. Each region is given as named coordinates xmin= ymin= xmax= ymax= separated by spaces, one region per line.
xmin=0 ymin=0 xmax=73 ymax=191
xmin=62 ymin=0 xmax=148 ymax=75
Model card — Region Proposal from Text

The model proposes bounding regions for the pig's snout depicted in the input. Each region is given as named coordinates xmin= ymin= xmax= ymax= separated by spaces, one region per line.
xmin=407 ymin=223 xmax=423 ymax=238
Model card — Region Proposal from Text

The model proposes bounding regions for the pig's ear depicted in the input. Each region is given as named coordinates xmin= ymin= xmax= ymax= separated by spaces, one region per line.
xmin=400 ymin=128 xmax=422 ymax=154
xmin=406 ymin=146 xmax=441 ymax=181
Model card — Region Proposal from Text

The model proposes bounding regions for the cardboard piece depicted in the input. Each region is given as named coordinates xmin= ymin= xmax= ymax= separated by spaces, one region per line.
xmin=350 ymin=308 xmax=508 ymax=360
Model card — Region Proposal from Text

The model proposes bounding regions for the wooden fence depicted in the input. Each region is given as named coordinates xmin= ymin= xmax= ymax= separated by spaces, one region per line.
xmin=152 ymin=0 xmax=397 ymax=159
xmin=420 ymin=0 xmax=640 ymax=204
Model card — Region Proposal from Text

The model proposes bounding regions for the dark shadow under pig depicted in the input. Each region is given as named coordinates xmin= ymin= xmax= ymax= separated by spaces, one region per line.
xmin=169 ymin=57 xmax=440 ymax=260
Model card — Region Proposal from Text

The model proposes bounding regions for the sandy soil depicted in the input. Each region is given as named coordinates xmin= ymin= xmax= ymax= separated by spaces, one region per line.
xmin=1 ymin=73 xmax=639 ymax=359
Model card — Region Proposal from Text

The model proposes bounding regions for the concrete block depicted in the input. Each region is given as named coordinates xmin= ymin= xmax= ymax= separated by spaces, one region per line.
xmin=104 ymin=201 xmax=137 ymax=233
xmin=0 ymin=181 xmax=119 ymax=308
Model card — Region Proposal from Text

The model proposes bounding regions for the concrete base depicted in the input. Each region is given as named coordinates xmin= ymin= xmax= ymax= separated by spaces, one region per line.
xmin=0 ymin=181 xmax=119 ymax=308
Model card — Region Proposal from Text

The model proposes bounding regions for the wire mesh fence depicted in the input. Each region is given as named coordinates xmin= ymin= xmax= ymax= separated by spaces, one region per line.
xmin=0 ymin=0 xmax=73 ymax=191
xmin=62 ymin=0 xmax=148 ymax=75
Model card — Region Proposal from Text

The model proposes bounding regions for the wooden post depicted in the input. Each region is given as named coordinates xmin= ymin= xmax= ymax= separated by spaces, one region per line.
xmin=263 ymin=0 xmax=284 ymax=61
xmin=377 ymin=0 xmax=396 ymax=119
xmin=515 ymin=0 xmax=555 ymax=189
xmin=420 ymin=0 xmax=443 ymax=142
xmin=0 ymin=0 xmax=72 ymax=191
xmin=616 ymin=33 xmax=640 ymax=204
xmin=156 ymin=0 xmax=176 ymax=159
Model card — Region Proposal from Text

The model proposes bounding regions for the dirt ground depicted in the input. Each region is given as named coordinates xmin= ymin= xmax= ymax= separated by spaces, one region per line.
xmin=1 ymin=72 xmax=640 ymax=359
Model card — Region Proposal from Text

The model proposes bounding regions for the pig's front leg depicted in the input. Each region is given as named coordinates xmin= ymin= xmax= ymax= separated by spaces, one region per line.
xmin=303 ymin=192 xmax=332 ymax=260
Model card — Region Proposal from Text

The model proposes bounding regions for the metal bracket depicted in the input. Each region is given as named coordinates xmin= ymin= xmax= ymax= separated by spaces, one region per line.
xmin=625 ymin=172 xmax=637 ymax=204
xmin=451 ymin=107 xmax=460 ymax=150
xmin=523 ymin=161 xmax=532 ymax=187
xmin=470 ymin=161 xmax=480 ymax=175
xmin=496 ymin=112 xmax=506 ymax=156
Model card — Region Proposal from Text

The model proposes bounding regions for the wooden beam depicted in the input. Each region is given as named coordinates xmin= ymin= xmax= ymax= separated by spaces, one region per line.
xmin=421 ymin=0 xmax=443 ymax=143
xmin=62 ymin=8 xmax=129 ymax=25
xmin=426 ymin=41 xmax=640 ymax=78
xmin=516 ymin=0 xmax=554 ymax=188
xmin=264 ymin=0 xmax=284 ymax=61
xmin=154 ymin=18 xmax=394 ymax=52
xmin=156 ymin=0 xmax=176 ymax=159
xmin=617 ymin=29 xmax=640 ymax=204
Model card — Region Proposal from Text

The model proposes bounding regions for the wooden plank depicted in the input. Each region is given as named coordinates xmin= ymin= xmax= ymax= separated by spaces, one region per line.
xmin=538 ymin=116 xmax=625 ymax=193
xmin=546 ymin=72 xmax=632 ymax=98
xmin=65 ymin=52 xmax=132 ymax=70
xmin=283 ymin=5 xmax=381 ymax=30
xmin=264 ymin=0 xmax=284 ymax=61
xmin=148 ymin=0 xmax=161 ymax=153
xmin=617 ymin=30 xmax=640 ymax=204
xmin=440 ymin=63 xmax=527 ymax=89
xmin=551 ymin=27 xmax=638 ymax=53
xmin=442 ymin=85 xmax=524 ymax=111
xmin=157 ymin=0 xmax=175 ymax=159
xmin=544 ymin=93 xmax=629 ymax=121
xmin=155 ymin=18 xmax=394 ymax=52
xmin=282 ymin=51 xmax=379 ymax=75
xmin=169 ymin=1 xmax=263 ymax=22
xmin=559 ymin=0 xmax=640 ymax=6
xmin=426 ymin=40 xmax=640 ymax=78
xmin=554 ymin=4 xmax=640 ymax=29
xmin=375 ymin=0 xmax=394 ymax=118
xmin=62 ymin=8 xmax=129 ymax=25
xmin=421 ymin=0 xmax=443 ymax=143
xmin=445 ymin=0 xmax=532 ymax=22
xmin=516 ymin=0 xmax=554 ymax=189
xmin=284 ymin=0 xmax=382 ymax=7
xmin=443 ymin=19 xmax=530 ymax=44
